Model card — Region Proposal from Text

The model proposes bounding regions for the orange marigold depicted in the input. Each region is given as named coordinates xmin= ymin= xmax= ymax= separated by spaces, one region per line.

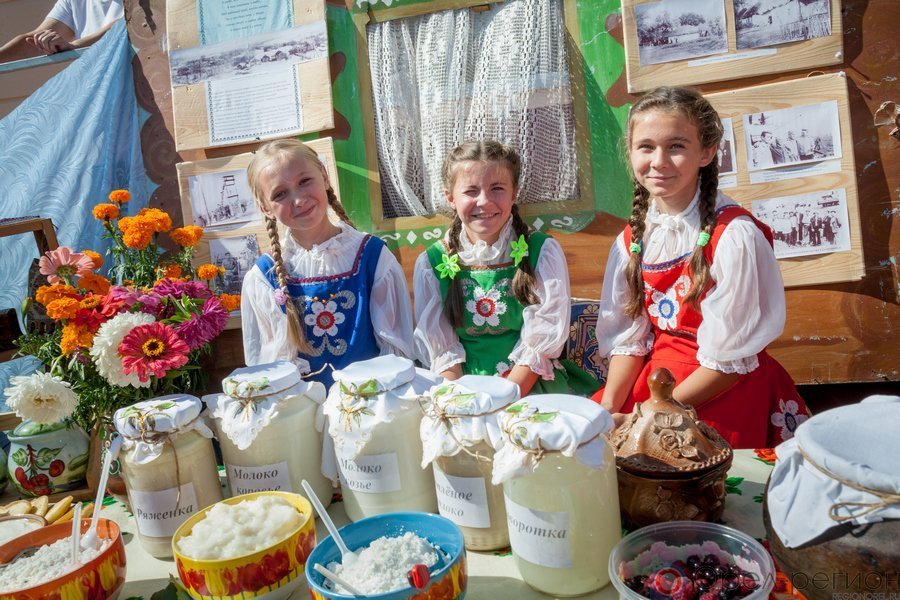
xmin=197 ymin=264 xmax=220 ymax=280
xmin=93 ymin=203 xmax=120 ymax=221
xmin=81 ymin=250 xmax=103 ymax=269
xmin=163 ymin=264 xmax=182 ymax=278
xmin=137 ymin=208 xmax=173 ymax=233
xmin=108 ymin=189 xmax=131 ymax=204
xmin=46 ymin=296 xmax=81 ymax=320
xmin=119 ymin=216 xmax=155 ymax=250
xmin=77 ymin=273 xmax=111 ymax=295
xmin=170 ymin=226 xmax=203 ymax=247
xmin=218 ymin=293 xmax=241 ymax=312
xmin=60 ymin=323 xmax=94 ymax=356
xmin=79 ymin=295 xmax=103 ymax=310
xmin=35 ymin=284 xmax=79 ymax=307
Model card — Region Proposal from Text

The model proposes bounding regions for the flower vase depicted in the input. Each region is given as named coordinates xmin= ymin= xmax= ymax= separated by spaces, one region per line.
xmin=86 ymin=424 xmax=128 ymax=499
xmin=7 ymin=420 xmax=90 ymax=497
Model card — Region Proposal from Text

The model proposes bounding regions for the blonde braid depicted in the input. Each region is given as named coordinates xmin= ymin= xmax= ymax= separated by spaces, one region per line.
xmin=266 ymin=217 xmax=311 ymax=354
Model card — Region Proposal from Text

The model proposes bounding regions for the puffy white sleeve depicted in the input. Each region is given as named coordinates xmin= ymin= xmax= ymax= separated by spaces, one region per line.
xmin=412 ymin=251 xmax=466 ymax=373
xmin=240 ymin=266 xmax=308 ymax=372
xmin=370 ymin=247 xmax=415 ymax=359
xmin=507 ymin=238 xmax=571 ymax=379
xmin=595 ymin=234 xmax=654 ymax=357
xmin=697 ymin=218 xmax=786 ymax=374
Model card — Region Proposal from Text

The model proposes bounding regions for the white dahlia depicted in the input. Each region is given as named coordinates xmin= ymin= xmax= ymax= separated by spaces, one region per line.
xmin=4 ymin=372 xmax=78 ymax=424
xmin=90 ymin=312 xmax=155 ymax=388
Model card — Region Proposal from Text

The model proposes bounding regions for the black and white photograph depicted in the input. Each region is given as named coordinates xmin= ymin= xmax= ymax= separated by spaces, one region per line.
xmin=209 ymin=235 xmax=260 ymax=298
xmin=635 ymin=0 xmax=728 ymax=66
xmin=187 ymin=169 xmax=261 ymax=229
xmin=170 ymin=21 xmax=328 ymax=86
xmin=718 ymin=117 xmax=737 ymax=175
xmin=751 ymin=188 xmax=850 ymax=259
xmin=734 ymin=0 xmax=831 ymax=50
xmin=743 ymin=100 xmax=842 ymax=171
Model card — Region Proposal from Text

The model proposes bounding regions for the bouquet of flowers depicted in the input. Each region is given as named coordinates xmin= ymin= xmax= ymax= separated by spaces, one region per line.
xmin=6 ymin=190 xmax=241 ymax=431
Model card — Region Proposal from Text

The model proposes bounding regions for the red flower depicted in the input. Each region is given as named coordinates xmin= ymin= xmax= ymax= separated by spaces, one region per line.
xmin=222 ymin=568 xmax=243 ymax=595
xmin=237 ymin=563 xmax=265 ymax=593
xmin=260 ymin=549 xmax=291 ymax=585
xmin=186 ymin=569 xmax=209 ymax=595
xmin=294 ymin=531 xmax=315 ymax=565
xmin=118 ymin=322 xmax=189 ymax=382
xmin=754 ymin=448 xmax=778 ymax=464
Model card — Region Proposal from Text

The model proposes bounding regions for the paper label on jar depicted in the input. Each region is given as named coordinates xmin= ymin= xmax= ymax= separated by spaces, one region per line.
xmin=130 ymin=483 xmax=199 ymax=537
xmin=504 ymin=496 xmax=572 ymax=568
xmin=337 ymin=453 xmax=401 ymax=493
xmin=226 ymin=461 xmax=293 ymax=495
xmin=433 ymin=466 xmax=491 ymax=529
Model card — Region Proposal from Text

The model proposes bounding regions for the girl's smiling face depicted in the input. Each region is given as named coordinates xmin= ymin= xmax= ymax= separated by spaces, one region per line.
xmin=445 ymin=160 xmax=516 ymax=245
xmin=629 ymin=109 xmax=718 ymax=214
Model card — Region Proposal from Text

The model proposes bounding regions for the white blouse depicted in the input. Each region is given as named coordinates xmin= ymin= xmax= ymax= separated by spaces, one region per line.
xmin=413 ymin=219 xmax=571 ymax=379
xmin=595 ymin=190 xmax=786 ymax=374
xmin=241 ymin=224 xmax=414 ymax=372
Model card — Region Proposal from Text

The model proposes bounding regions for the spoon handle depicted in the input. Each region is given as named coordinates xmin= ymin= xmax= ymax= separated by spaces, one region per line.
xmin=301 ymin=479 xmax=352 ymax=557
xmin=314 ymin=563 xmax=363 ymax=596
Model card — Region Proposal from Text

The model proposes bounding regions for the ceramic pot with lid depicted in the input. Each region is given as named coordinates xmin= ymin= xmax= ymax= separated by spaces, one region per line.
xmin=610 ymin=368 xmax=733 ymax=528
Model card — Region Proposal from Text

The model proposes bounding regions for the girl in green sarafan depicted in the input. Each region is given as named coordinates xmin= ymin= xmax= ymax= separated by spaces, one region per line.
xmin=413 ymin=140 xmax=599 ymax=397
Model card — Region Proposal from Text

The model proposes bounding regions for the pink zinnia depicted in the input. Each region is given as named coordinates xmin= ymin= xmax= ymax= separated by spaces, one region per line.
xmin=174 ymin=297 xmax=229 ymax=349
xmin=118 ymin=322 xmax=190 ymax=383
xmin=153 ymin=278 xmax=212 ymax=300
xmin=100 ymin=286 xmax=140 ymax=317
xmin=39 ymin=247 xmax=94 ymax=284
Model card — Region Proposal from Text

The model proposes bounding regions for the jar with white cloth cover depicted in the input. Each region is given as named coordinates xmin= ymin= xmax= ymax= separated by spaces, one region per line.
xmin=114 ymin=394 xmax=222 ymax=558
xmin=420 ymin=375 xmax=519 ymax=550
xmin=765 ymin=395 xmax=900 ymax=599
xmin=323 ymin=355 xmax=439 ymax=522
xmin=492 ymin=395 xmax=620 ymax=597
xmin=205 ymin=361 xmax=332 ymax=508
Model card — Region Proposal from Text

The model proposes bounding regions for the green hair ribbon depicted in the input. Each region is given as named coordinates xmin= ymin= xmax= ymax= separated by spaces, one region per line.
xmin=509 ymin=234 xmax=529 ymax=267
xmin=436 ymin=253 xmax=461 ymax=280
xmin=697 ymin=232 xmax=711 ymax=247
xmin=629 ymin=241 xmax=642 ymax=254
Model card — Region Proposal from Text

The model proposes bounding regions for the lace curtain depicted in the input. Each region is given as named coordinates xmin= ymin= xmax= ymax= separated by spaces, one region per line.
xmin=367 ymin=0 xmax=578 ymax=218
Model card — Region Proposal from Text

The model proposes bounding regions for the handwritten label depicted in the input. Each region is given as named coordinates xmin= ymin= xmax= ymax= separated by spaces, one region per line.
xmin=433 ymin=467 xmax=491 ymax=529
xmin=338 ymin=453 xmax=401 ymax=494
xmin=226 ymin=461 xmax=292 ymax=495
xmin=504 ymin=496 xmax=571 ymax=568
xmin=130 ymin=484 xmax=198 ymax=537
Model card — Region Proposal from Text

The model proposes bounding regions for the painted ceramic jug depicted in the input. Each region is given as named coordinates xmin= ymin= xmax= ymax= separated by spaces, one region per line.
xmin=7 ymin=419 xmax=90 ymax=497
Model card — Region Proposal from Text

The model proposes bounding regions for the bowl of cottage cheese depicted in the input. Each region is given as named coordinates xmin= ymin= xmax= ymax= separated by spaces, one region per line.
xmin=172 ymin=491 xmax=316 ymax=600
xmin=305 ymin=512 xmax=466 ymax=600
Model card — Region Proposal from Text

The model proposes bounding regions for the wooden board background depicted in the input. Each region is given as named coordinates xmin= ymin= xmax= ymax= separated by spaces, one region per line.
xmin=704 ymin=73 xmax=864 ymax=287
xmin=167 ymin=0 xmax=334 ymax=151
xmin=125 ymin=0 xmax=899 ymax=388
xmin=621 ymin=0 xmax=844 ymax=92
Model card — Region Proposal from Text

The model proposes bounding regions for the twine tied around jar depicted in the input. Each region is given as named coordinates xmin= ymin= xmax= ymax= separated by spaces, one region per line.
xmin=798 ymin=446 xmax=900 ymax=523
xmin=500 ymin=403 xmax=604 ymax=465
xmin=417 ymin=394 xmax=507 ymax=463
xmin=337 ymin=379 xmax=380 ymax=431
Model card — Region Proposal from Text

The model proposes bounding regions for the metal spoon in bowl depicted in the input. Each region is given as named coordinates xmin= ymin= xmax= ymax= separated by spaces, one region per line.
xmin=300 ymin=479 xmax=357 ymax=566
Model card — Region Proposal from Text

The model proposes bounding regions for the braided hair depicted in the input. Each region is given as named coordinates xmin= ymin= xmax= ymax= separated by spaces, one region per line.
xmin=624 ymin=87 xmax=724 ymax=315
xmin=247 ymin=139 xmax=356 ymax=354
xmin=441 ymin=140 xmax=540 ymax=328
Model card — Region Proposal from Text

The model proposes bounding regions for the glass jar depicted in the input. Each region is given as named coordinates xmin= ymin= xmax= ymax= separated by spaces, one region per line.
xmin=434 ymin=442 xmax=508 ymax=551
xmin=325 ymin=355 xmax=439 ymax=522
xmin=115 ymin=395 xmax=223 ymax=558
xmin=208 ymin=362 xmax=332 ymax=508
xmin=494 ymin=395 xmax=620 ymax=596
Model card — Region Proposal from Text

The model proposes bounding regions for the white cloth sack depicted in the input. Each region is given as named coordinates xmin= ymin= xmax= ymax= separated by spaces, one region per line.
xmin=768 ymin=396 xmax=900 ymax=547
xmin=420 ymin=374 xmax=520 ymax=468
xmin=491 ymin=394 xmax=614 ymax=485
xmin=206 ymin=361 xmax=327 ymax=450
xmin=114 ymin=394 xmax=214 ymax=464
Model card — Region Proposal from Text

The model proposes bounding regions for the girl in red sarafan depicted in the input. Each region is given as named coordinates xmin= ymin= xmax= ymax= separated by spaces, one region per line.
xmin=592 ymin=86 xmax=810 ymax=449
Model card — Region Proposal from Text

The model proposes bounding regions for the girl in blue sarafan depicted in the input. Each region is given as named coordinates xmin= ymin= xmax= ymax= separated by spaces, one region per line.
xmin=240 ymin=139 xmax=414 ymax=388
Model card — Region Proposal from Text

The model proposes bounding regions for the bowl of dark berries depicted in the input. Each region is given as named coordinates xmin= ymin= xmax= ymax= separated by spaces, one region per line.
xmin=608 ymin=521 xmax=774 ymax=600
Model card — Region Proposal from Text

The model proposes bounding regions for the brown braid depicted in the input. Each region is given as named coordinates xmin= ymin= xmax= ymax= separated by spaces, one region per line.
xmin=683 ymin=162 xmax=719 ymax=309
xmin=326 ymin=187 xmax=355 ymax=228
xmin=623 ymin=86 xmax=724 ymax=317
xmin=444 ymin=215 xmax=466 ymax=328
xmin=510 ymin=204 xmax=540 ymax=306
xmin=265 ymin=217 xmax=311 ymax=354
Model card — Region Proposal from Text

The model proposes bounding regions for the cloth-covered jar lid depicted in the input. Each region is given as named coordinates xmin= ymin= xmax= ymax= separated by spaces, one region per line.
xmin=322 ymin=355 xmax=440 ymax=475
xmin=768 ymin=396 xmax=900 ymax=547
xmin=114 ymin=394 xmax=214 ymax=464
xmin=420 ymin=375 xmax=520 ymax=467
xmin=491 ymin=394 xmax=614 ymax=485
xmin=207 ymin=361 xmax=326 ymax=450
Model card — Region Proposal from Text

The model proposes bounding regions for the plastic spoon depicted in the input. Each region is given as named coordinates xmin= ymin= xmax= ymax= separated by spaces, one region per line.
xmin=81 ymin=436 xmax=119 ymax=550
xmin=70 ymin=503 xmax=82 ymax=565
xmin=301 ymin=479 xmax=357 ymax=566
xmin=314 ymin=563 xmax=364 ymax=596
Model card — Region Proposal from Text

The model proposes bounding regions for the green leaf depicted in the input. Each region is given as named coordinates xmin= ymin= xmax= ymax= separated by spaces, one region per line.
xmin=154 ymin=401 xmax=176 ymax=411
xmin=505 ymin=402 xmax=526 ymax=414
xmin=150 ymin=576 xmax=192 ymax=600
xmin=529 ymin=411 xmax=558 ymax=423
xmin=725 ymin=476 xmax=744 ymax=486
xmin=11 ymin=448 xmax=27 ymax=467
xmin=68 ymin=452 xmax=90 ymax=471
xmin=36 ymin=447 xmax=62 ymax=469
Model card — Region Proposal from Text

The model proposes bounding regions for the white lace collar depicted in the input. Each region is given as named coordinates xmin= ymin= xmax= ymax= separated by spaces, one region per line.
xmin=646 ymin=188 xmax=702 ymax=233
xmin=455 ymin=218 xmax=515 ymax=264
